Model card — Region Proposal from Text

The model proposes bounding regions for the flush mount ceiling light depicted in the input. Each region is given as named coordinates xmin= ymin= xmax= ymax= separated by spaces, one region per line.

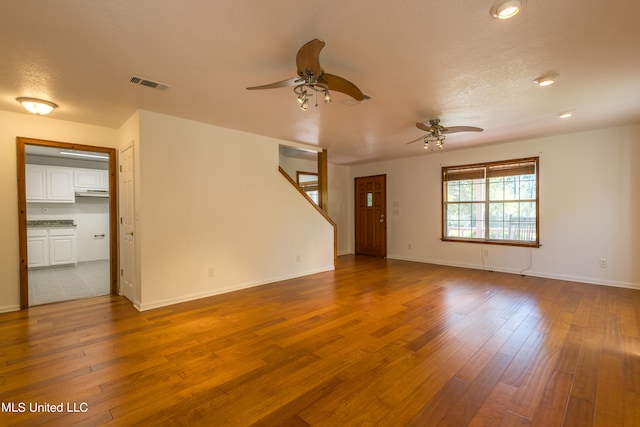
xmin=559 ymin=111 xmax=573 ymax=119
xmin=16 ymin=97 xmax=58 ymax=115
xmin=534 ymin=76 xmax=556 ymax=87
xmin=490 ymin=0 xmax=526 ymax=19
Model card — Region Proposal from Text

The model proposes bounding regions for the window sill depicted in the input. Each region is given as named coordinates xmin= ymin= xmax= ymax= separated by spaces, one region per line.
xmin=441 ymin=237 xmax=540 ymax=248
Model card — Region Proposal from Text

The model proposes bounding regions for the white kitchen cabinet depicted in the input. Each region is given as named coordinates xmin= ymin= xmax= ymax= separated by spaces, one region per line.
xmin=47 ymin=168 xmax=75 ymax=201
xmin=26 ymin=164 xmax=75 ymax=203
xmin=49 ymin=232 xmax=77 ymax=265
xmin=27 ymin=229 xmax=49 ymax=268
xmin=25 ymin=165 xmax=47 ymax=201
xmin=27 ymin=227 xmax=77 ymax=267
xmin=74 ymin=168 xmax=109 ymax=191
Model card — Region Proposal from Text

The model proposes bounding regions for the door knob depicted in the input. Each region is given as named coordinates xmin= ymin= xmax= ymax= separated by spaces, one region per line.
xmin=127 ymin=232 xmax=134 ymax=236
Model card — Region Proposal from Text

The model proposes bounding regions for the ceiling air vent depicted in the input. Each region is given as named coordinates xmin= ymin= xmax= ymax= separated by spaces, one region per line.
xmin=129 ymin=76 xmax=171 ymax=91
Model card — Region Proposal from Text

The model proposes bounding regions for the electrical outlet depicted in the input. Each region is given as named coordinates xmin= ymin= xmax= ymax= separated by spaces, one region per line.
xmin=599 ymin=258 xmax=607 ymax=268
xmin=483 ymin=249 xmax=489 ymax=257
xmin=296 ymin=255 xmax=301 ymax=262
xmin=408 ymin=243 xmax=412 ymax=250
xmin=208 ymin=267 xmax=215 ymax=277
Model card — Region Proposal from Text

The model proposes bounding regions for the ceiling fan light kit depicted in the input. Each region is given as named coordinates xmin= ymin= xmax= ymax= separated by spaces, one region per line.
xmin=424 ymin=135 xmax=445 ymax=150
xmin=293 ymin=79 xmax=331 ymax=111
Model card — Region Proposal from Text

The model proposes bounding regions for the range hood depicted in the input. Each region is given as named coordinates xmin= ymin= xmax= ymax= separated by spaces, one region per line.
xmin=75 ymin=190 xmax=109 ymax=198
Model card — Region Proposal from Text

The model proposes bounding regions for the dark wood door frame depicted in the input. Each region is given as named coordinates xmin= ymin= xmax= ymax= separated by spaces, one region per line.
xmin=16 ymin=137 xmax=119 ymax=309
xmin=354 ymin=174 xmax=387 ymax=257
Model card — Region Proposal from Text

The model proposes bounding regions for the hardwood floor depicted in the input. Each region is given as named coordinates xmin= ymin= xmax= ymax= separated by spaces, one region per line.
xmin=1 ymin=255 xmax=639 ymax=426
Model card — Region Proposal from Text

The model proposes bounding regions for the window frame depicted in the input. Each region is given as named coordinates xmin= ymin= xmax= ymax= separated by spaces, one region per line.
xmin=296 ymin=171 xmax=319 ymax=204
xmin=441 ymin=157 xmax=540 ymax=248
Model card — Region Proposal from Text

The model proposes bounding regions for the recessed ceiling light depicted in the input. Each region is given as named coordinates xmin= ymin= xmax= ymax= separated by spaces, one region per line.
xmin=559 ymin=112 xmax=573 ymax=119
xmin=534 ymin=76 xmax=556 ymax=87
xmin=16 ymin=97 xmax=58 ymax=115
xmin=490 ymin=0 xmax=526 ymax=19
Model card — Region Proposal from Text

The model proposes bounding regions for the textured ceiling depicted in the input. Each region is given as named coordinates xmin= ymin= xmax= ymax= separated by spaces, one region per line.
xmin=2 ymin=0 xmax=639 ymax=164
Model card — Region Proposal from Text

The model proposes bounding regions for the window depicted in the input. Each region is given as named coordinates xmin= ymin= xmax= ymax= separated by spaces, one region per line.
xmin=296 ymin=171 xmax=319 ymax=204
xmin=442 ymin=157 xmax=539 ymax=247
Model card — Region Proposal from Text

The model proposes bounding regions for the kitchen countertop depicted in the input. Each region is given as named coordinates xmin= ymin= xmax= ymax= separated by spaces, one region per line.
xmin=27 ymin=219 xmax=77 ymax=228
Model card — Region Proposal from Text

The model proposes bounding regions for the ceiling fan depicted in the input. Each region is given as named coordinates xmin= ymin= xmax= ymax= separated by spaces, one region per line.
xmin=246 ymin=39 xmax=367 ymax=110
xmin=407 ymin=119 xmax=483 ymax=150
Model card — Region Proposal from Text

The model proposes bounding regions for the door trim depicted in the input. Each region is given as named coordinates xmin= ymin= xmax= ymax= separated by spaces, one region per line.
xmin=16 ymin=137 xmax=119 ymax=309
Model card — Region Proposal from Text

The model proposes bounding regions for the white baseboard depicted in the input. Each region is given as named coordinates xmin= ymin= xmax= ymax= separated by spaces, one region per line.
xmin=137 ymin=265 xmax=335 ymax=311
xmin=387 ymin=255 xmax=640 ymax=290
xmin=0 ymin=304 xmax=21 ymax=313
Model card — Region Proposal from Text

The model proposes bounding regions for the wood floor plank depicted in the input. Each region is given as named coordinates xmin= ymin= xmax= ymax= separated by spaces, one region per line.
xmin=594 ymin=352 xmax=624 ymax=426
xmin=499 ymin=328 xmax=546 ymax=387
xmin=563 ymin=395 xmax=594 ymax=426
xmin=570 ymin=334 xmax=601 ymax=403
xmin=507 ymin=323 xmax=569 ymax=419
xmin=405 ymin=375 xmax=470 ymax=427
xmin=529 ymin=369 xmax=573 ymax=426
xmin=468 ymin=381 xmax=518 ymax=427
xmin=439 ymin=352 xmax=514 ymax=426
xmin=623 ymin=390 xmax=640 ymax=427
xmin=1 ymin=256 xmax=640 ymax=426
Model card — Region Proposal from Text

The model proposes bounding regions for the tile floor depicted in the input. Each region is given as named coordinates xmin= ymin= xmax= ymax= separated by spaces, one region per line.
xmin=28 ymin=259 xmax=111 ymax=306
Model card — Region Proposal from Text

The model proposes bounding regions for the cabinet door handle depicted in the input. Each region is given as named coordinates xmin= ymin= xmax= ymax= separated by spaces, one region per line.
xmin=127 ymin=232 xmax=134 ymax=236
xmin=94 ymin=234 xmax=105 ymax=238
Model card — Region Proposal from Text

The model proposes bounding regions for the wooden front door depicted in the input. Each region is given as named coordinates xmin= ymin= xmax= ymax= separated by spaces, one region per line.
xmin=355 ymin=174 xmax=387 ymax=257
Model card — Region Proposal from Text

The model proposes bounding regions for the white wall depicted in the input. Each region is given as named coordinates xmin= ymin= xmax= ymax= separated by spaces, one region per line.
xmin=279 ymin=153 xmax=317 ymax=180
xmin=134 ymin=111 xmax=334 ymax=310
xmin=0 ymin=110 xmax=119 ymax=312
xmin=328 ymin=162 xmax=351 ymax=256
xmin=349 ymin=123 xmax=640 ymax=289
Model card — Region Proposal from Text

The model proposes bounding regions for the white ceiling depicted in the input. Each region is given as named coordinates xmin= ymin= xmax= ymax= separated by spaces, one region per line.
xmin=2 ymin=1 xmax=639 ymax=164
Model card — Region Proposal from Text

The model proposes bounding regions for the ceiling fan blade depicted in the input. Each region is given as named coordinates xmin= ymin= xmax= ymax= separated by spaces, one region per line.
xmin=441 ymin=126 xmax=484 ymax=134
xmin=319 ymin=73 xmax=366 ymax=101
xmin=296 ymin=39 xmax=325 ymax=78
xmin=406 ymin=135 xmax=424 ymax=145
xmin=246 ymin=77 xmax=304 ymax=90
xmin=416 ymin=122 xmax=433 ymax=132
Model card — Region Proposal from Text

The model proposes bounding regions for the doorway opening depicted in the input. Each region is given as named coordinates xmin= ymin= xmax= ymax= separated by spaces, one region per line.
xmin=17 ymin=137 xmax=118 ymax=309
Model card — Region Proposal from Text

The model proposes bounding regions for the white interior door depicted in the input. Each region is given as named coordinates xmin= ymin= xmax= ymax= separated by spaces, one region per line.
xmin=119 ymin=145 xmax=136 ymax=303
